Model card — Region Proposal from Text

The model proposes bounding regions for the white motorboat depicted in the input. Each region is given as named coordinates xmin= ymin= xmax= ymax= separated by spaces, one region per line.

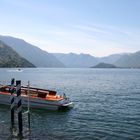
xmin=0 ymin=85 xmax=74 ymax=110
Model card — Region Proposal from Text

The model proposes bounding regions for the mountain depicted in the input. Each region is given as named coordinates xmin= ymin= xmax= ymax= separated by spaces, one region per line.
xmin=0 ymin=40 xmax=35 ymax=68
xmin=98 ymin=54 xmax=125 ymax=64
xmin=91 ymin=62 xmax=117 ymax=68
xmin=53 ymin=53 xmax=125 ymax=68
xmin=114 ymin=51 xmax=140 ymax=68
xmin=54 ymin=52 xmax=140 ymax=68
xmin=0 ymin=35 xmax=65 ymax=67
xmin=54 ymin=53 xmax=99 ymax=68
xmin=1 ymin=35 xmax=140 ymax=68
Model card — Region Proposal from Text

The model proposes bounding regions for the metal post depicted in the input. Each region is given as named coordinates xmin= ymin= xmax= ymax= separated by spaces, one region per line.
xmin=16 ymin=80 xmax=23 ymax=137
xmin=10 ymin=78 xmax=15 ymax=128
xmin=27 ymin=81 xmax=31 ymax=130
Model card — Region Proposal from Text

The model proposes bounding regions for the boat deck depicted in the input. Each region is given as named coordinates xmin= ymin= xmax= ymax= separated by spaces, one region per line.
xmin=0 ymin=86 xmax=64 ymax=101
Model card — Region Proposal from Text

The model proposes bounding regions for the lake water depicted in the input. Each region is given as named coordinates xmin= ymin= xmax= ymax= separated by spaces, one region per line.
xmin=0 ymin=68 xmax=140 ymax=140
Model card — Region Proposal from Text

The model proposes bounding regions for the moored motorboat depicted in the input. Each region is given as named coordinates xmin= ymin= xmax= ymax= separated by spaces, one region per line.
xmin=0 ymin=85 xmax=74 ymax=110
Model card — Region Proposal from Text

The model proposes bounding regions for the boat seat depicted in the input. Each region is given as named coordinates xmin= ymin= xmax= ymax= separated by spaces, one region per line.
xmin=38 ymin=93 xmax=47 ymax=98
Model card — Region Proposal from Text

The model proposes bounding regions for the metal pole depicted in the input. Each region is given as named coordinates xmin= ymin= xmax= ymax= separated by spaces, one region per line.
xmin=27 ymin=81 xmax=31 ymax=130
xmin=10 ymin=78 xmax=15 ymax=128
xmin=16 ymin=80 xmax=23 ymax=137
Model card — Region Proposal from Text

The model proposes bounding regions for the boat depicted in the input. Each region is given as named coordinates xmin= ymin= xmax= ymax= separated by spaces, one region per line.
xmin=7 ymin=68 xmax=23 ymax=72
xmin=0 ymin=85 xmax=74 ymax=110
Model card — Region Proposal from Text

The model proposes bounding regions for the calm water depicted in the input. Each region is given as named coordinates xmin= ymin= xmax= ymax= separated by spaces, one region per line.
xmin=0 ymin=68 xmax=140 ymax=140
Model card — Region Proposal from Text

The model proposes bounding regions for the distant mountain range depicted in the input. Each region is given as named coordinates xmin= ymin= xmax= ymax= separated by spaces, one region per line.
xmin=98 ymin=54 xmax=125 ymax=64
xmin=0 ymin=35 xmax=64 ymax=68
xmin=0 ymin=35 xmax=140 ymax=68
xmin=54 ymin=52 xmax=139 ymax=68
xmin=114 ymin=51 xmax=140 ymax=68
xmin=0 ymin=41 xmax=35 ymax=68
xmin=54 ymin=53 xmax=98 ymax=68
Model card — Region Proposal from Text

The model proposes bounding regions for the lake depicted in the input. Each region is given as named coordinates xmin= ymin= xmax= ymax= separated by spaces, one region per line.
xmin=0 ymin=68 xmax=140 ymax=140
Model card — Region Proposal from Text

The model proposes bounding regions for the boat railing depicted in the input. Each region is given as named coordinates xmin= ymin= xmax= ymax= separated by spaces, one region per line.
xmin=22 ymin=86 xmax=57 ymax=96
xmin=0 ymin=85 xmax=64 ymax=100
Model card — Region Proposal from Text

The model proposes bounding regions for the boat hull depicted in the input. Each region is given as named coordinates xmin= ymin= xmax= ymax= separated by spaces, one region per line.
xmin=0 ymin=92 xmax=73 ymax=111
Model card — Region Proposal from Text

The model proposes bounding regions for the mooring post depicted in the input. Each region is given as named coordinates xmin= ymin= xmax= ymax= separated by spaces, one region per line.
xmin=10 ymin=78 xmax=15 ymax=129
xmin=27 ymin=81 xmax=31 ymax=130
xmin=16 ymin=80 xmax=23 ymax=137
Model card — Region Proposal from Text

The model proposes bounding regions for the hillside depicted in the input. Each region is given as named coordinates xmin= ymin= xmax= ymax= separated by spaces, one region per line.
xmin=98 ymin=54 xmax=125 ymax=64
xmin=115 ymin=51 xmax=140 ymax=68
xmin=53 ymin=53 xmax=126 ymax=68
xmin=54 ymin=53 xmax=99 ymax=67
xmin=0 ymin=35 xmax=65 ymax=67
xmin=91 ymin=63 xmax=117 ymax=68
xmin=0 ymin=35 xmax=140 ymax=68
xmin=54 ymin=52 xmax=140 ymax=68
xmin=0 ymin=41 xmax=35 ymax=68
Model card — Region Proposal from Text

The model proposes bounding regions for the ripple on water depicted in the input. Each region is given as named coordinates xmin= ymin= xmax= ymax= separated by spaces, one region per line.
xmin=0 ymin=68 xmax=140 ymax=139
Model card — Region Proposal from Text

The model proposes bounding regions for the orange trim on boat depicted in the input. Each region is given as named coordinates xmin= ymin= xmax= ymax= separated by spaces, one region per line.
xmin=0 ymin=91 xmax=11 ymax=95
xmin=0 ymin=91 xmax=64 ymax=101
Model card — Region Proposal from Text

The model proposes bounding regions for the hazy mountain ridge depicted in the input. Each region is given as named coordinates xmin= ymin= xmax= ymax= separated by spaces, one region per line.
xmin=54 ymin=53 xmax=99 ymax=67
xmin=0 ymin=40 xmax=35 ymax=68
xmin=115 ymin=51 xmax=140 ymax=68
xmin=53 ymin=53 xmax=126 ymax=68
xmin=0 ymin=35 xmax=140 ymax=68
xmin=98 ymin=54 xmax=126 ymax=64
xmin=54 ymin=52 xmax=140 ymax=68
xmin=0 ymin=35 xmax=65 ymax=67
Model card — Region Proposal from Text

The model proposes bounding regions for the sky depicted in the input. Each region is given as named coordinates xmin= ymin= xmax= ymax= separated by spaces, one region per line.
xmin=0 ymin=0 xmax=140 ymax=57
